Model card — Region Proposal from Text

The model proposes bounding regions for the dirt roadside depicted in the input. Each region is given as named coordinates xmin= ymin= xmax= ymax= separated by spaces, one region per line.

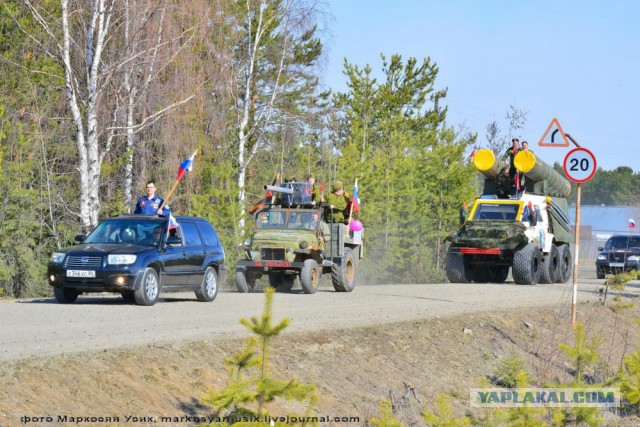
xmin=2 ymin=294 xmax=640 ymax=427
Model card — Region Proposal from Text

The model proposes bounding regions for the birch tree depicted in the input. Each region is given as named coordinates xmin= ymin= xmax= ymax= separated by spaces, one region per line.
xmin=228 ymin=0 xmax=323 ymax=237
xmin=16 ymin=0 xmax=196 ymax=230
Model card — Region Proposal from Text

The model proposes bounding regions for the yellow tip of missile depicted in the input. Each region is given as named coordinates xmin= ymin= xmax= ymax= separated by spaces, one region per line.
xmin=473 ymin=148 xmax=496 ymax=171
xmin=514 ymin=150 xmax=536 ymax=173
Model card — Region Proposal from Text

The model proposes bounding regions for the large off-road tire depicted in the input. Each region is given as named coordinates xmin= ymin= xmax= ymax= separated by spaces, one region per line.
xmin=596 ymin=268 xmax=605 ymax=280
xmin=54 ymin=287 xmax=79 ymax=304
xmin=300 ymin=259 xmax=321 ymax=294
xmin=332 ymin=248 xmax=357 ymax=292
xmin=236 ymin=269 xmax=256 ymax=293
xmin=556 ymin=244 xmax=573 ymax=283
xmin=540 ymin=244 xmax=560 ymax=284
xmin=134 ymin=268 xmax=160 ymax=306
xmin=445 ymin=247 xmax=470 ymax=283
xmin=196 ymin=267 xmax=218 ymax=302
xmin=512 ymin=243 xmax=542 ymax=285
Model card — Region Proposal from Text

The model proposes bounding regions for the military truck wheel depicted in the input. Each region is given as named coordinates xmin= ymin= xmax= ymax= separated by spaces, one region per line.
xmin=54 ymin=287 xmax=79 ymax=304
xmin=596 ymin=268 xmax=605 ymax=280
xmin=540 ymin=244 xmax=560 ymax=284
xmin=235 ymin=269 xmax=256 ymax=293
xmin=556 ymin=244 xmax=573 ymax=283
xmin=445 ymin=247 xmax=470 ymax=283
xmin=300 ymin=259 xmax=321 ymax=294
xmin=512 ymin=244 xmax=542 ymax=285
xmin=332 ymin=248 xmax=357 ymax=292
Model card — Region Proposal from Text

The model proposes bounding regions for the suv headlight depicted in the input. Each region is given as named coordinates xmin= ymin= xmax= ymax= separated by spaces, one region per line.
xmin=597 ymin=255 xmax=607 ymax=260
xmin=108 ymin=254 xmax=137 ymax=265
xmin=628 ymin=255 xmax=640 ymax=262
xmin=50 ymin=252 xmax=65 ymax=263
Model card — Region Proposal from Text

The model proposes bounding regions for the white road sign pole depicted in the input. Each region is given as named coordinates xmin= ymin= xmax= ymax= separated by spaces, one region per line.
xmin=563 ymin=146 xmax=597 ymax=329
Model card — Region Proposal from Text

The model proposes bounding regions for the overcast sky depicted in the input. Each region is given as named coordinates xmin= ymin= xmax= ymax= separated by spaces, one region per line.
xmin=322 ymin=0 xmax=639 ymax=172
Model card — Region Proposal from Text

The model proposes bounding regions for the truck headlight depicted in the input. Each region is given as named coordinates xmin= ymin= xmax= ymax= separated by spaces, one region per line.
xmin=597 ymin=255 xmax=607 ymax=261
xmin=628 ymin=256 xmax=640 ymax=262
xmin=108 ymin=254 xmax=137 ymax=265
xmin=50 ymin=252 xmax=65 ymax=263
xmin=243 ymin=238 xmax=252 ymax=249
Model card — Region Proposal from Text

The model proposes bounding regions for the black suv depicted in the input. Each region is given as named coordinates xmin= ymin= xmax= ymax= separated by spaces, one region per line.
xmin=48 ymin=215 xmax=226 ymax=305
xmin=595 ymin=234 xmax=640 ymax=279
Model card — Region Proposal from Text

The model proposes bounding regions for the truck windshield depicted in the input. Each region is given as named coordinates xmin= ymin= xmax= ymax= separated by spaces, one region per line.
xmin=605 ymin=236 xmax=640 ymax=250
xmin=473 ymin=203 xmax=519 ymax=221
xmin=256 ymin=210 xmax=318 ymax=230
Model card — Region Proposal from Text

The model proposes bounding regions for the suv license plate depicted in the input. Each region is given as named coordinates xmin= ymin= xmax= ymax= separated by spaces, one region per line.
xmin=609 ymin=262 xmax=625 ymax=268
xmin=67 ymin=270 xmax=96 ymax=278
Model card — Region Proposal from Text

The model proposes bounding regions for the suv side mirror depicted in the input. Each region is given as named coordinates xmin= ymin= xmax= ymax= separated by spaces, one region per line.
xmin=74 ymin=234 xmax=85 ymax=243
xmin=166 ymin=237 xmax=183 ymax=246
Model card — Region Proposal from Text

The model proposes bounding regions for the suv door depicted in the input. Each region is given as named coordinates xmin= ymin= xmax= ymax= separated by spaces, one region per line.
xmin=180 ymin=221 xmax=207 ymax=284
xmin=159 ymin=227 xmax=190 ymax=287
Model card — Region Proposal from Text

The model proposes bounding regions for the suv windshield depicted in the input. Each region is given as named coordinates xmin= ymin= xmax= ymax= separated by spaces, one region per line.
xmin=473 ymin=203 xmax=519 ymax=221
xmin=605 ymin=236 xmax=640 ymax=250
xmin=83 ymin=219 xmax=166 ymax=247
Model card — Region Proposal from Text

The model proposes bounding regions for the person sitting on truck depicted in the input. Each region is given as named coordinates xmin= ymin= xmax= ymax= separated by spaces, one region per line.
xmin=495 ymin=166 xmax=513 ymax=199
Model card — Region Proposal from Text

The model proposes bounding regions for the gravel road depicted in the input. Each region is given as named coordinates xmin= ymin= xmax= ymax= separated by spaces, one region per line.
xmin=1 ymin=272 xmax=620 ymax=362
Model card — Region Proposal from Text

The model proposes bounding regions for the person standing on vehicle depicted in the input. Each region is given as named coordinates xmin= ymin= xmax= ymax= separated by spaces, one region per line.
xmin=324 ymin=181 xmax=349 ymax=223
xmin=134 ymin=181 xmax=171 ymax=216
xmin=502 ymin=138 xmax=521 ymax=179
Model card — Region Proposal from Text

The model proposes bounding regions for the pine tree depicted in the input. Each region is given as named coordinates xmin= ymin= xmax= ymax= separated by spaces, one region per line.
xmin=202 ymin=288 xmax=317 ymax=425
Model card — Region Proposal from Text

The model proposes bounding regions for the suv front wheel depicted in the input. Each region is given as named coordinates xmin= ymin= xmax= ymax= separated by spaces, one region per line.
xmin=134 ymin=268 xmax=160 ymax=306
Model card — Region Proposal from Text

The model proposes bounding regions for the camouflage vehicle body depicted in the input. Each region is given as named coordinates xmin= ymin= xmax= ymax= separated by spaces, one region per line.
xmin=445 ymin=149 xmax=574 ymax=285
xmin=236 ymin=183 xmax=363 ymax=294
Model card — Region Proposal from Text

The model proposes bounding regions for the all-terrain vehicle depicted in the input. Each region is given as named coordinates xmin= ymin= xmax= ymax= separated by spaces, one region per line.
xmin=236 ymin=182 xmax=363 ymax=293
xmin=445 ymin=149 xmax=574 ymax=285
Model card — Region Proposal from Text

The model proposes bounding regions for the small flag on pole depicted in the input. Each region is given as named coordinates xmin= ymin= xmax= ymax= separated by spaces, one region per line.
xmin=352 ymin=181 xmax=360 ymax=213
xmin=177 ymin=151 xmax=197 ymax=181
xmin=169 ymin=213 xmax=180 ymax=230
xmin=629 ymin=218 xmax=636 ymax=229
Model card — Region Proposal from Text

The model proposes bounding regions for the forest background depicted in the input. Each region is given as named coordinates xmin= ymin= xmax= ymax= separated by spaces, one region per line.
xmin=1 ymin=0 xmax=638 ymax=298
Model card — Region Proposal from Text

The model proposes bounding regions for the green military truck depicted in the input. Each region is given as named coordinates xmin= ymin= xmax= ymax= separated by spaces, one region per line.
xmin=236 ymin=182 xmax=363 ymax=294
xmin=445 ymin=149 xmax=574 ymax=285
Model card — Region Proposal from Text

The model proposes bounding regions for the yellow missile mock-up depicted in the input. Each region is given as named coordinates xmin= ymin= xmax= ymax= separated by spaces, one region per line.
xmin=514 ymin=150 xmax=571 ymax=197
xmin=472 ymin=148 xmax=508 ymax=180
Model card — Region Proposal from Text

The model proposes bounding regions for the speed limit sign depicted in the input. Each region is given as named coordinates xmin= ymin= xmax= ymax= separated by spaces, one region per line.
xmin=563 ymin=147 xmax=597 ymax=183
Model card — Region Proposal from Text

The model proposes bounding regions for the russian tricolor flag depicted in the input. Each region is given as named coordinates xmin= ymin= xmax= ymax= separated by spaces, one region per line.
xmin=177 ymin=151 xmax=197 ymax=181
xmin=629 ymin=218 xmax=636 ymax=229
xmin=352 ymin=180 xmax=360 ymax=213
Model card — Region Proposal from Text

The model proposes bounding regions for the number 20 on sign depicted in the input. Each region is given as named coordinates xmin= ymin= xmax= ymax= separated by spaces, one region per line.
xmin=563 ymin=147 xmax=597 ymax=183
